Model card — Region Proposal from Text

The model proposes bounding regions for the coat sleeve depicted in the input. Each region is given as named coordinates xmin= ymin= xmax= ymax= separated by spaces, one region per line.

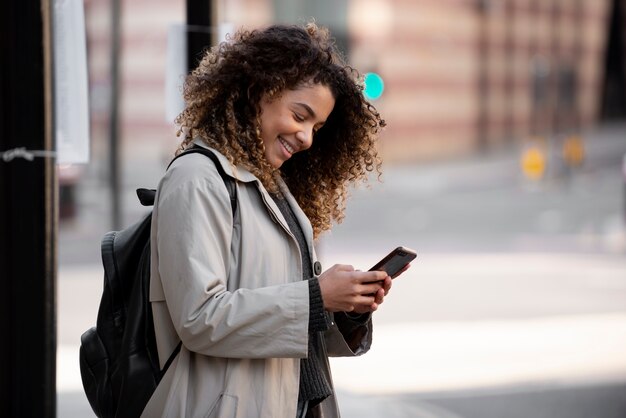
xmin=154 ymin=164 xmax=310 ymax=359
xmin=323 ymin=312 xmax=373 ymax=357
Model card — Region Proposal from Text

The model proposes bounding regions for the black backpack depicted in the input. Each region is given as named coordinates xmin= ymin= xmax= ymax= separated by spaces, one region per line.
xmin=79 ymin=147 xmax=236 ymax=418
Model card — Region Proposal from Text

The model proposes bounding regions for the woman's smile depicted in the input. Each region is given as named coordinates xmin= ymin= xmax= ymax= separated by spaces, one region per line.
xmin=278 ymin=136 xmax=296 ymax=156
xmin=258 ymin=83 xmax=335 ymax=168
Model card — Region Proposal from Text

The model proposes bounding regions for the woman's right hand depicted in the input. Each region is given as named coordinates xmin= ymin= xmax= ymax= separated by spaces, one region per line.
xmin=317 ymin=264 xmax=388 ymax=313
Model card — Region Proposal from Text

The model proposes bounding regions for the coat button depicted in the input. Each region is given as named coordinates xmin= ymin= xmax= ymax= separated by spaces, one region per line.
xmin=313 ymin=261 xmax=322 ymax=276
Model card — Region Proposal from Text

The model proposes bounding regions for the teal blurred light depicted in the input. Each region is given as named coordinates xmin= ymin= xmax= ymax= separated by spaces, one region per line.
xmin=363 ymin=72 xmax=384 ymax=100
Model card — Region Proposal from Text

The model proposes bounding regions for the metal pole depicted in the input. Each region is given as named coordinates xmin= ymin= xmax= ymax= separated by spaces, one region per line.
xmin=0 ymin=0 xmax=57 ymax=415
xmin=110 ymin=0 xmax=122 ymax=229
xmin=572 ymin=0 xmax=582 ymax=131
xmin=550 ymin=0 xmax=561 ymax=136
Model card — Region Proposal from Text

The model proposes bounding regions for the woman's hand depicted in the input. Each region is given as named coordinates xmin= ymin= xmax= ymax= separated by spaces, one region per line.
xmin=317 ymin=264 xmax=391 ymax=313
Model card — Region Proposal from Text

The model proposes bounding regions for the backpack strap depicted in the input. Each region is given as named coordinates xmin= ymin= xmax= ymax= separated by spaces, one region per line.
xmin=135 ymin=146 xmax=237 ymax=216
xmin=161 ymin=340 xmax=182 ymax=377
xmin=180 ymin=145 xmax=237 ymax=216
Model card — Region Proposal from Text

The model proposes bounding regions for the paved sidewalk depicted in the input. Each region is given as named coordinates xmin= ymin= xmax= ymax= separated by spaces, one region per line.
xmin=58 ymin=252 xmax=626 ymax=417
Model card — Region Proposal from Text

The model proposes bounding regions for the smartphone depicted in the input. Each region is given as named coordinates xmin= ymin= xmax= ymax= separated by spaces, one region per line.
xmin=369 ymin=246 xmax=417 ymax=277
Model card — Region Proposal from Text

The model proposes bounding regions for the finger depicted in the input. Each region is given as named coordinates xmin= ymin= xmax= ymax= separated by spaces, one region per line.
xmin=354 ymin=301 xmax=378 ymax=313
xmin=336 ymin=264 xmax=355 ymax=272
xmin=354 ymin=294 xmax=377 ymax=306
xmin=356 ymin=270 xmax=387 ymax=283
xmin=383 ymin=277 xmax=392 ymax=295
xmin=374 ymin=288 xmax=384 ymax=304
xmin=360 ymin=282 xmax=384 ymax=294
xmin=378 ymin=286 xmax=388 ymax=302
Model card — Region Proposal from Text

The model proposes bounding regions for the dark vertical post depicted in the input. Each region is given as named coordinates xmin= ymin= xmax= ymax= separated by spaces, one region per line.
xmin=569 ymin=0 xmax=582 ymax=131
xmin=529 ymin=0 xmax=543 ymax=137
xmin=186 ymin=0 xmax=214 ymax=72
xmin=110 ymin=0 xmax=122 ymax=229
xmin=601 ymin=0 xmax=626 ymax=120
xmin=0 ymin=0 xmax=57 ymax=416
xmin=550 ymin=0 xmax=561 ymax=136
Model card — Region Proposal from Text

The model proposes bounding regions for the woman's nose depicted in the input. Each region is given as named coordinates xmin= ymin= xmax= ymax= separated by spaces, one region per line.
xmin=296 ymin=129 xmax=313 ymax=150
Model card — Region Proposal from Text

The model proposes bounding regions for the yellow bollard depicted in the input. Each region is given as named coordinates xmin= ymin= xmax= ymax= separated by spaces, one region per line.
xmin=562 ymin=135 xmax=585 ymax=167
xmin=521 ymin=144 xmax=547 ymax=181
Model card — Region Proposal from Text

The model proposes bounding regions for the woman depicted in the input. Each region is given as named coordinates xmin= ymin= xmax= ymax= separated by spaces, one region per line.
xmin=143 ymin=23 xmax=406 ymax=418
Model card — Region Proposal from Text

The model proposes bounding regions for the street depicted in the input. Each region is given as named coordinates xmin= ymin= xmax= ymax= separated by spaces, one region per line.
xmin=58 ymin=122 xmax=626 ymax=417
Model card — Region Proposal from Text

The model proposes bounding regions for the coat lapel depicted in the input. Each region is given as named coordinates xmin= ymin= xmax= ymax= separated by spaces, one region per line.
xmin=191 ymin=139 xmax=314 ymax=252
xmin=277 ymin=177 xmax=315 ymax=248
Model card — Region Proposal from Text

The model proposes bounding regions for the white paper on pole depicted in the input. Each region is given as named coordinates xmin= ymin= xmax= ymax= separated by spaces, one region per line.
xmin=165 ymin=24 xmax=187 ymax=123
xmin=52 ymin=0 xmax=90 ymax=164
xmin=165 ymin=22 xmax=236 ymax=123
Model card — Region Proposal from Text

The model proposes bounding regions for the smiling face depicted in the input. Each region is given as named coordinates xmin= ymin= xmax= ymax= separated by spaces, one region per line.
xmin=258 ymin=83 xmax=336 ymax=169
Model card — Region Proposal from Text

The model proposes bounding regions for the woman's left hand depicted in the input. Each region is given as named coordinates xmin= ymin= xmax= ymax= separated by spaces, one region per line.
xmin=351 ymin=275 xmax=392 ymax=314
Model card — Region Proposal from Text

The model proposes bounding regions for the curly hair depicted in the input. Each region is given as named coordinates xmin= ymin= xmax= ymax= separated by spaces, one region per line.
xmin=175 ymin=22 xmax=385 ymax=238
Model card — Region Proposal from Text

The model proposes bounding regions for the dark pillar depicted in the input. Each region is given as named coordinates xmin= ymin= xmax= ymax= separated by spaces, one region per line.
xmin=0 ymin=0 xmax=57 ymax=417
xmin=186 ymin=0 xmax=215 ymax=72
xmin=601 ymin=0 xmax=626 ymax=120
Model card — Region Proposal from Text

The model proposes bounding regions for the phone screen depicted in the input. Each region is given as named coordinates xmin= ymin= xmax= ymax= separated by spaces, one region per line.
xmin=369 ymin=246 xmax=417 ymax=277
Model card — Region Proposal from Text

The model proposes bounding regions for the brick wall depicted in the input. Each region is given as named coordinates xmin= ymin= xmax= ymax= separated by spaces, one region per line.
xmin=84 ymin=0 xmax=613 ymax=164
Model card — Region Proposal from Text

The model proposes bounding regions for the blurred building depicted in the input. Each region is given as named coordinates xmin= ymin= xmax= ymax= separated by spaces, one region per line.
xmin=82 ymin=0 xmax=625 ymax=165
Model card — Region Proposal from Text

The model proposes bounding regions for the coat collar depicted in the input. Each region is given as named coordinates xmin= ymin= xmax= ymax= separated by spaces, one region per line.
xmin=192 ymin=138 xmax=258 ymax=183
xmin=192 ymin=138 xmax=315 ymax=247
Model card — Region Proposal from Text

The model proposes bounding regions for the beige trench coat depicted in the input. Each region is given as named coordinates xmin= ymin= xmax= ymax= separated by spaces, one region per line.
xmin=141 ymin=143 xmax=373 ymax=418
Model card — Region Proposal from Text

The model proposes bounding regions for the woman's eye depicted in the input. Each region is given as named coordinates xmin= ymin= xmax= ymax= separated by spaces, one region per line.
xmin=293 ymin=113 xmax=305 ymax=122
